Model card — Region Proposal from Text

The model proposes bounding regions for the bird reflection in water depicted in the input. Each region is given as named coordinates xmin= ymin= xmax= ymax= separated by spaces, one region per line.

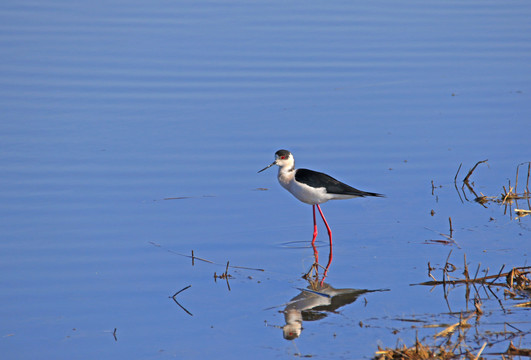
xmin=280 ymin=277 xmax=383 ymax=340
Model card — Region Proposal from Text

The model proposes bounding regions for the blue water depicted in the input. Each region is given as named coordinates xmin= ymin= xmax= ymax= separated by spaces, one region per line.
xmin=1 ymin=0 xmax=530 ymax=359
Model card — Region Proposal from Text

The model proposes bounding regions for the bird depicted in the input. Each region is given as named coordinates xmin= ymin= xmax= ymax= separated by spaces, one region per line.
xmin=258 ymin=149 xmax=383 ymax=269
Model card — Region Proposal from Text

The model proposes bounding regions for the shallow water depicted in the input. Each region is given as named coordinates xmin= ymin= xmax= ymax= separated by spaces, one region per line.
xmin=1 ymin=0 xmax=530 ymax=359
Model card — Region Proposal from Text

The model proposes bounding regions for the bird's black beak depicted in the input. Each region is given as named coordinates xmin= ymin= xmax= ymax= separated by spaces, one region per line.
xmin=258 ymin=161 xmax=276 ymax=173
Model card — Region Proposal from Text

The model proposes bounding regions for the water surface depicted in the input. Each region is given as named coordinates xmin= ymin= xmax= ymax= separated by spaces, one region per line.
xmin=1 ymin=0 xmax=530 ymax=358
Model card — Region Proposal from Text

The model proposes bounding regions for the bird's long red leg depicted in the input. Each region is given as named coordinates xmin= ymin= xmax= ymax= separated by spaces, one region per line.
xmin=311 ymin=205 xmax=319 ymax=264
xmin=316 ymin=204 xmax=332 ymax=282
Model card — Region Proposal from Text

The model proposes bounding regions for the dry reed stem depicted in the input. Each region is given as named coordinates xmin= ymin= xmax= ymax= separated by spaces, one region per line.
xmin=506 ymin=342 xmax=531 ymax=356
xmin=448 ymin=217 xmax=453 ymax=237
xmin=463 ymin=159 xmax=488 ymax=184
xmin=500 ymin=163 xmax=531 ymax=204
xmin=415 ymin=264 xmax=531 ymax=291
xmin=454 ymin=163 xmax=462 ymax=183
xmin=515 ymin=209 xmax=531 ymax=217
xmin=434 ymin=313 xmax=473 ymax=338
xmin=473 ymin=342 xmax=487 ymax=360
xmin=513 ymin=301 xmax=531 ymax=308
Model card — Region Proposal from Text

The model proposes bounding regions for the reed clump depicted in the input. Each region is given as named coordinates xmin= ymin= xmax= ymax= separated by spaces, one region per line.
xmin=374 ymin=253 xmax=530 ymax=360
xmin=455 ymin=160 xmax=531 ymax=218
xmin=375 ymin=339 xmax=456 ymax=360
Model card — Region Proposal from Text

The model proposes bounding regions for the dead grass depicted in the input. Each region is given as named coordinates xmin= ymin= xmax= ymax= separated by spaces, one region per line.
xmin=415 ymin=251 xmax=531 ymax=302
xmin=455 ymin=161 xmax=531 ymax=218
xmin=375 ymin=339 xmax=458 ymax=360
xmin=374 ymin=253 xmax=531 ymax=360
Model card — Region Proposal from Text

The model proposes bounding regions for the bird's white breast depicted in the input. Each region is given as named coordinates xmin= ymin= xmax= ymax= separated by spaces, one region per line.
xmin=277 ymin=168 xmax=330 ymax=205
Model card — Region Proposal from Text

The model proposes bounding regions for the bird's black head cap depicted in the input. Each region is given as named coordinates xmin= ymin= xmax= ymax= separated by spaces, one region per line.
xmin=275 ymin=149 xmax=291 ymax=159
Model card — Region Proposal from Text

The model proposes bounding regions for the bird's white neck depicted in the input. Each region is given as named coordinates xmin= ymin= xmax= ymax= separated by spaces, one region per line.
xmin=277 ymin=164 xmax=295 ymax=189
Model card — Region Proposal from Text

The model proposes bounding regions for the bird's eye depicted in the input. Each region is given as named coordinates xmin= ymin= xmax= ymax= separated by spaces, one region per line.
xmin=280 ymin=156 xmax=285 ymax=159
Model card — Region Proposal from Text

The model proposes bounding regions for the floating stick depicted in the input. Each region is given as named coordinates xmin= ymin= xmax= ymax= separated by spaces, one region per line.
xmin=170 ymin=285 xmax=193 ymax=316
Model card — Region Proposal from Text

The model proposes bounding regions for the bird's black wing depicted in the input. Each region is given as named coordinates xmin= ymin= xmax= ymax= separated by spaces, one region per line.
xmin=295 ymin=168 xmax=383 ymax=197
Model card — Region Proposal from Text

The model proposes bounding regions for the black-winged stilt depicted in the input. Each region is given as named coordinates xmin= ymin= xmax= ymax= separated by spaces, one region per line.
xmin=258 ymin=149 xmax=383 ymax=270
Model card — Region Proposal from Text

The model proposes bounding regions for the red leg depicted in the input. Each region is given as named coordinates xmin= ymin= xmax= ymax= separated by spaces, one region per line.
xmin=316 ymin=204 xmax=333 ymax=282
xmin=311 ymin=205 xmax=319 ymax=263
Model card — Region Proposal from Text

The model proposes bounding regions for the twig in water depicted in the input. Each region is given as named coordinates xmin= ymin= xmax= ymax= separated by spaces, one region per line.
xmin=433 ymin=313 xmax=473 ymax=338
xmin=505 ymin=342 xmax=531 ymax=356
xmin=474 ymin=341 xmax=487 ymax=360
xmin=473 ymin=263 xmax=481 ymax=282
xmin=168 ymin=249 xmax=215 ymax=264
xmin=223 ymin=261 xmax=231 ymax=291
xmin=428 ymin=262 xmax=437 ymax=281
xmin=444 ymin=250 xmax=454 ymax=275
xmin=454 ymin=163 xmax=462 ymax=184
xmin=448 ymin=217 xmax=453 ymax=237
xmin=170 ymin=285 xmax=193 ymax=316
xmin=526 ymin=162 xmax=531 ymax=193
xmin=214 ymin=261 xmax=232 ymax=291
xmin=474 ymin=297 xmax=483 ymax=316
xmin=515 ymin=163 xmax=520 ymax=195
xmin=463 ymin=254 xmax=469 ymax=280
xmin=148 ymin=242 xmax=265 ymax=272
xmin=489 ymin=264 xmax=506 ymax=285
xmin=454 ymin=163 xmax=465 ymax=203
xmin=423 ymin=227 xmax=461 ymax=248
xmin=414 ymin=265 xmax=531 ymax=287
xmin=463 ymin=159 xmax=488 ymax=184
xmin=515 ymin=209 xmax=531 ymax=218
